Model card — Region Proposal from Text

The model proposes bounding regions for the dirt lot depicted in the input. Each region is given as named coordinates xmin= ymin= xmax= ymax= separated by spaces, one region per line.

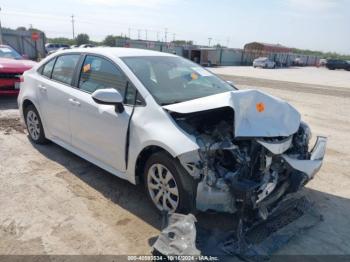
xmin=209 ymin=66 xmax=350 ymax=89
xmin=1 ymin=72 xmax=350 ymax=256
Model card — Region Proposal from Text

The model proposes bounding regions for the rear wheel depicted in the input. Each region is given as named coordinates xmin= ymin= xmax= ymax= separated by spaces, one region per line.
xmin=144 ymin=151 xmax=195 ymax=213
xmin=24 ymin=105 xmax=48 ymax=144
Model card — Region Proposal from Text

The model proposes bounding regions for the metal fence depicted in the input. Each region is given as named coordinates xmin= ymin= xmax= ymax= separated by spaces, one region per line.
xmin=1 ymin=28 xmax=46 ymax=60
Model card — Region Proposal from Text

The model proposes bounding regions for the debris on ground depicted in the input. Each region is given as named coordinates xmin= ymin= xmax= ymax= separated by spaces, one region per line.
xmin=152 ymin=213 xmax=200 ymax=256
xmin=153 ymin=196 xmax=322 ymax=260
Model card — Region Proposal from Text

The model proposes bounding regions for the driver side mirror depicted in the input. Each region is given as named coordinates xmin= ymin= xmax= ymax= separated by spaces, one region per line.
xmin=92 ymin=88 xmax=125 ymax=113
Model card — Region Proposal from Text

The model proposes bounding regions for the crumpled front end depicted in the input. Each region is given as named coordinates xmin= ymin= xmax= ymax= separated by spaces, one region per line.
xmin=172 ymin=107 xmax=327 ymax=220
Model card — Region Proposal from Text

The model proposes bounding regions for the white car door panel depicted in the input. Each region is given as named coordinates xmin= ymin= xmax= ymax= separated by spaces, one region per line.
xmin=68 ymin=55 xmax=132 ymax=173
xmin=37 ymin=75 xmax=72 ymax=143
xmin=68 ymin=88 xmax=130 ymax=172
xmin=37 ymin=54 xmax=80 ymax=143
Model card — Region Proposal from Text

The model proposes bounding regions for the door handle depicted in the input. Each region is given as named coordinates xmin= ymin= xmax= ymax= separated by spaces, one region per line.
xmin=68 ymin=98 xmax=81 ymax=106
xmin=38 ymin=84 xmax=47 ymax=92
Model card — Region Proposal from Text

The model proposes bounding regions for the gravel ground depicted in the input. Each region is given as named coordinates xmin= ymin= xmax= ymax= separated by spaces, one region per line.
xmin=209 ymin=66 xmax=350 ymax=89
xmin=0 ymin=73 xmax=350 ymax=256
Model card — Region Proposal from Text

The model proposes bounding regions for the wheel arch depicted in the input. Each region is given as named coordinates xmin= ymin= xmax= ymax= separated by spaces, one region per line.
xmin=134 ymin=145 xmax=172 ymax=185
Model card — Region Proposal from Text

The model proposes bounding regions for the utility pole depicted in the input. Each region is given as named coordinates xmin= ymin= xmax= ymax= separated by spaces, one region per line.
xmin=137 ymin=29 xmax=141 ymax=40
xmin=0 ymin=7 xmax=3 ymax=45
xmin=164 ymin=28 xmax=168 ymax=43
xmin=208 ymin=37 xmax=212 ymax=47
xmin=71 ymin=14 xmax=75 ymax=39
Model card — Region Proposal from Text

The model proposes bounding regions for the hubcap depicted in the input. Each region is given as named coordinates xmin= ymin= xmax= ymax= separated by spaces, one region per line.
xmin=147 ymin=164 xmax=179 ymax=212
xmin=26 ymin=110 xmax=40 ymax=140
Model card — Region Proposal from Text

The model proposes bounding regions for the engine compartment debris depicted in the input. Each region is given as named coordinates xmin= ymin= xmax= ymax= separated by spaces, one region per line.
xmin=153 ymin=196 xmax=322 ymax=259
xmin=172 ymin=106 xmax=327 ymax=223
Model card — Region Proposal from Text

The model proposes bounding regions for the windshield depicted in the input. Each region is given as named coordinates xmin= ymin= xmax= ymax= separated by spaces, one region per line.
xmin=0 ymin=46 xmax=22 ymax=59
xmin=122 ymin=56 xmax=235 ymax=105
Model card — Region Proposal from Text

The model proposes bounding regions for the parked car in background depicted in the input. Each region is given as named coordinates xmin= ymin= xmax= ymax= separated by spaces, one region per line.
xmin=45 ymin=43 xmax=70 ymax=54
xmin=292 ymin=57 xmax=305 ymax=66
xmin=79 ymin=44 xmax=95 ymax=48
xmin=0 ymin=45 xmax=36 ymax=95
xmin=318 ymin=59 xmax=327 ymax=67
xmin=18 ymin=48 xmax=326 ymax=216
xmin=326 ymin=59 xmax=350 ymax=70
xmin=48 ymin=46 xmax=71 ymax=55
xmin=253 ymin=57 xmax=276 ymax=68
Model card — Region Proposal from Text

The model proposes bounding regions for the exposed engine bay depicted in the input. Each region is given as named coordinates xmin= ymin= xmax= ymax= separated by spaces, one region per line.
xmin=171 ymin=106 xmax=327 ymax=225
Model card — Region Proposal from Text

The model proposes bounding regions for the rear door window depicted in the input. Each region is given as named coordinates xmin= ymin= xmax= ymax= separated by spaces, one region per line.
xmin=41 ymin=58 xmax=56 ymax=78
xmin=51 ymin=54 xmax=80 ymax=85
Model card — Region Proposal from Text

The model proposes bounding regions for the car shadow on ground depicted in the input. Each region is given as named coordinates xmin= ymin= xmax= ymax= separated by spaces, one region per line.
xmin=30 ymin=139 xmax=350 ymax=254
xmin=0 ymin=96 xmax=18 ymax=110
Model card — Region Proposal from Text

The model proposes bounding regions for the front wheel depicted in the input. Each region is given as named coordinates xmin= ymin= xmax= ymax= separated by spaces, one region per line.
xmin=144 ymin=152 xmax=195 ymax=213
xmin=24 ymin=105 xmax=48 ymax=144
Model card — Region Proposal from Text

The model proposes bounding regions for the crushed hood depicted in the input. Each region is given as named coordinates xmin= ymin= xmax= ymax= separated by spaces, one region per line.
xmin=163 ymin=90 xmax=301 ymax=137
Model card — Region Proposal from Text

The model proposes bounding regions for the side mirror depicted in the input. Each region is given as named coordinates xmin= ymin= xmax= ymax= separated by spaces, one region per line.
xmin=92 ymin=88 xmax=124 ymax=113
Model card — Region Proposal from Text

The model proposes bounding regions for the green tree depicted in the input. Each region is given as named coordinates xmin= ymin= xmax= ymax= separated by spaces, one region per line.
xmin=76 ymin=33 xmax=90 ymax=46
xmin=103 ymin=35 xmax=116 ymax=46
xmin=16 ymin=26 xmax=27 ymax=31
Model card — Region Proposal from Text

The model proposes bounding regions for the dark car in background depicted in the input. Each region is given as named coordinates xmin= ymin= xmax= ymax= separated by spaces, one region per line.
xmin=326 ymin=59 xmax=350 ymax=71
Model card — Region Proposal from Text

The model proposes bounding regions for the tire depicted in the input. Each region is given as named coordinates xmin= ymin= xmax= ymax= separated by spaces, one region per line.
xmin=144 ymin=151 xmax=196 ymax=214
xmin=24 ymin=105 xmax=48 ymax=144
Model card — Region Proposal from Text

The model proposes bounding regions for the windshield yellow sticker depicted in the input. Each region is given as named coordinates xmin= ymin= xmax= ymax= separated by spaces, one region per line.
xmin=191 ymin=67 xmax=212 ymax=77
xmin=83 ymin=63 xmax=91 ymax=73
xmin=191 ymin=72 xmax=199 ymax=80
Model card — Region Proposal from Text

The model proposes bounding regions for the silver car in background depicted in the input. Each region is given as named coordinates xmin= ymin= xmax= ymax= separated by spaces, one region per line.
xmin=253 ymin=57 xmax=276 ymax=68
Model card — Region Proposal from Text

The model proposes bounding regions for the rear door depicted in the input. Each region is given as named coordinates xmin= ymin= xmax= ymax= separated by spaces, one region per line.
xmin=37 ymin=54 xmax=81 ymax=144
xmin=68 ymin=55 xmax=134 ymax=172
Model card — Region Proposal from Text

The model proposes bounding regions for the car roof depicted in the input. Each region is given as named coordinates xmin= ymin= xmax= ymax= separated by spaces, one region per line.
xmin=58 ymin=47 xmax=176 ymax=58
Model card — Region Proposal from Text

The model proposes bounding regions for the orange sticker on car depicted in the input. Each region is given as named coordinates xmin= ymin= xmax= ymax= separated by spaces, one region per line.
xmin=83 ymin=63 xmax=91 ymax=73
xmin=191 ymin=72 xmax=199 ymax=80
xmin=256 ymin=102 xmax=265 ymax=112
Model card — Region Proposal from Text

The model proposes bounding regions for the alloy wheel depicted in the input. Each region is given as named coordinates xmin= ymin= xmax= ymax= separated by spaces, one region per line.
xmin=147 ymin=163 xmax=179 ymax=212
xmin=26 ymin=110 xmax=40 ymax=141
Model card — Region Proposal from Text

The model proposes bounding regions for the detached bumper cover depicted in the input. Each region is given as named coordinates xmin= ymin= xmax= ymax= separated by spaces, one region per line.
xmin=282 ymin=136 xmax=327 ymax=179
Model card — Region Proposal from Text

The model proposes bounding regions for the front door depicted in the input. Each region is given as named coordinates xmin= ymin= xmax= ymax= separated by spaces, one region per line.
xmin=68 ymin=55 xmax=131 ymax=172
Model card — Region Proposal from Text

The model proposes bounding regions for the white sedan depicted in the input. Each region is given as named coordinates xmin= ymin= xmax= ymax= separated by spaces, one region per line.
xmin=253 ymin=57 xmax=276 ymax=68
xmin=18 ymin=48 xmax=326 ymax=217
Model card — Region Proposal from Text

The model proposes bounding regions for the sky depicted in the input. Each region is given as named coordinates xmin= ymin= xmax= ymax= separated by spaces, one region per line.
xmin=1 ymin=0 xmax=349 ymax=54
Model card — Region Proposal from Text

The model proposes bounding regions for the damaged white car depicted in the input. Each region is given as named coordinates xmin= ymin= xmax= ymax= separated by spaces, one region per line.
xmin=18 ymin=48 xmax=327 ymax=219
